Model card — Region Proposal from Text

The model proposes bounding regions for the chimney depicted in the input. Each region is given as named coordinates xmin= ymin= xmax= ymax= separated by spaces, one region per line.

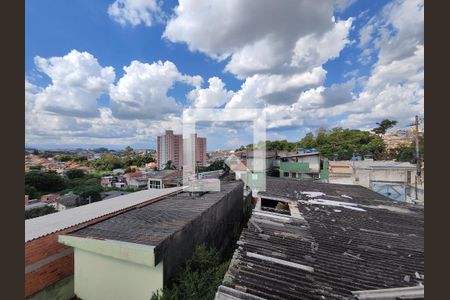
xmin=25 ymin=195 xmax=29 ymax=205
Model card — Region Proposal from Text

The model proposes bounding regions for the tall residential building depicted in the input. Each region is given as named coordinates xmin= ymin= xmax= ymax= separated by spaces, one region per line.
xmin=191 ymin=133 xmax=207 ymax=167
xmin=157 ymin=130 xmax=184 ymax=170
xmin=157 ymin=130 xmax=207 ymax=170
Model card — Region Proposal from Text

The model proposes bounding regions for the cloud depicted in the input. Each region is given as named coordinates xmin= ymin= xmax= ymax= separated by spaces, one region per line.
xmin=108 ymin=0 xmax=162 ymax=27
xmin=375 ymin=0 xmax=424 ymax=65
xmin=358 ymin=22 xmax=375 ymax=48
xmin=109 ymin=60 xmax=201 ymax=119
xmin=25 ymin=54 xmax=197 ymax=147
xmin=334 ymin=0 xmax=357 ymax=13
xmin=339 ymin=0 xmax=424 ymax=128
xmin=187 ymin=77 xmax=234 ymax=108
xmin=164 ymin=0 xmax=351 ymax=78
xmin=32 ymin=50 xmax=115 ymax=118
xmin=226 ymin=67 xmax=327 ymax=108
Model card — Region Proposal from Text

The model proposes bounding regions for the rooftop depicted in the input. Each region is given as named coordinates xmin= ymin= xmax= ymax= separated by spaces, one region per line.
xmin=351 ymin=160 xmax=416 ymax=169
xmin=218 ymin=177 xmax=424 ymax=300
xmin=147 ymin=169 xmax=180 ymax=179
xmin=57 ymin=194 xmax=79 ymax=207
xmin=25 ymin=187 xmax=182 ymax=242
xmin=69 ymin=180 xmax=242 ymax=264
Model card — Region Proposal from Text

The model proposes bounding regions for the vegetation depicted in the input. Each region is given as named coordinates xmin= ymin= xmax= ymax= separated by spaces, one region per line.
xmin=88 ymin=153 xmax=155 ymax=171
xmin=25 ymin=184 xmax=41 ymax=200
xmin=55 ymin=154 xmax=88 ymax=162
xmin=65 ymin=169 xmax=85 ymax=179
xmin=236 ymin=127 xmax=386 ymax=160
xmin=372 ymin=119 xmax=398 ymax=135
xmin=298 ymin=127 xmax=386 ymax=160
xmin=164 ymin=160 xmax=176 ymax=170
xmin=151 ymin=245 xmax=230 ymax=300
xmin=198 ymin=159 xmax=226 ymax=173
xmin=25 ymin=205 xmax=57 ymax=219
xmin=387 ymin=134 xmax=424 ymax=163
xmin=25 ymin=171 xmax=66 ymax=193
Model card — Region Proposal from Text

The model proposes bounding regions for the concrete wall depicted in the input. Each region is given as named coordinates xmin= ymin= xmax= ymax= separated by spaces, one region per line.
xmin=329 ymin=175 xmax=354 ymax=185
xmin=155 ymin=181 xmax=249 ymax=285
xmin=74 ymin=249 xmax=163 ymax=300
xmin=299 ymin=155 xmax=320 ymax=172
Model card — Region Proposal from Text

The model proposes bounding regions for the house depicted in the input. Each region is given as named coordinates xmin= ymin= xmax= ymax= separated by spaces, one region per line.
xmin=55 ymin=194 xmax=79 ymax=211
xmin=147 ymin=169 xmax=181 ymax=189
xmin=114 ymin=182 xmax=126 ymax=188
xmin=125 ymin=172 xmax=148 ymax=188
xmin=216 ymin=177 xmax=424 ymax=300
xmin=58 ymin=180 xmax=248 ymax=300
xmin=100 ymin=176 xmax=115 ymax=188
xmin=328 ymin=160 xmax=423 ymax=203
xmin=244 ymin=150 xmax=277 ymax=172
xmin=278 ymin=152 xmax=329 ymax=181
xmin=40 ymin=193 xmax=60 ymax=203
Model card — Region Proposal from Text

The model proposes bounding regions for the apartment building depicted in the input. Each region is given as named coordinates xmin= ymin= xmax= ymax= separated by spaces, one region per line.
xmin=157 ymin=130 xmax=184 ymax=170
xmin=157 ymin=130 xmax=207 ymax=170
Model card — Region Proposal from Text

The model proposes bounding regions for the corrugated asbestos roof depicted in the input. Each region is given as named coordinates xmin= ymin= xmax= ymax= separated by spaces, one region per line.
xmin=218 ymin=178 xmax=424 ymax=300
xmin=25 ymin=187 xmax=182 ymax=242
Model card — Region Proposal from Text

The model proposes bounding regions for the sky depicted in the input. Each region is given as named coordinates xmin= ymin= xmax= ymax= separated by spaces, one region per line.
xmin=25 ymin=0 xmax=424 ymax=151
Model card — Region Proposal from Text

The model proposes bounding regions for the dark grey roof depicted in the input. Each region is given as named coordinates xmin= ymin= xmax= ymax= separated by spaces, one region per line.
xmin=70 ymin=180 xmax=242 ymax=257
xmin=218 ymin=177 xmax=424 ymax=300
xmin=147 ymin=169 xmax=179 ymax=179
xmin=57 ymin=194 xmax=79 ymax=207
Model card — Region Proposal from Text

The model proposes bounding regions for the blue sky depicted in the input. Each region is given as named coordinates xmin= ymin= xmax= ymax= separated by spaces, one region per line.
xmin=25 ymin=0 xmax=424 ymax=150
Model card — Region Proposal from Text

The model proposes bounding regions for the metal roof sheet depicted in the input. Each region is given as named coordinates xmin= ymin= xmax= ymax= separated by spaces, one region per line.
xmin=25 ymin=187 xmax=182 ymax=242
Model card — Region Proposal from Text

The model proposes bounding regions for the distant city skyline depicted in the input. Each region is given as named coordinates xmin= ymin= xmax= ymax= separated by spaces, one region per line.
xmin=26 ymin=0 xmax=424 ymax=150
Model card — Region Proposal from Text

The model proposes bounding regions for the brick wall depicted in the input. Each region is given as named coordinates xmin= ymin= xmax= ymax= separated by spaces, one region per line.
xmin=25 ymin=191 xmax=180 ymax=298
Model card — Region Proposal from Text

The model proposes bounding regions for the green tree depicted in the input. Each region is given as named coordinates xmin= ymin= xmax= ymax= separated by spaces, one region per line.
xmin=373 ymin=119 xmax=398 ymax=135
xmin=25 ymin=171 xmax=66 ymax=193
xmin=25 ymin=185 xmax=40 ymax=199
xmin=124 ymin=146 xmax=134 ymax=155
xmin=164 ymin=160 xmax=175 ymax=170
xmin=151 ymin=246 xmax=229 ymax=300
xmin=65 ymin=169 xmax=85 ymax=179
xmin=74 ymin=184 xmax=103 ymax=206
xmin=25 ymin=206 xmax=57 ymax=219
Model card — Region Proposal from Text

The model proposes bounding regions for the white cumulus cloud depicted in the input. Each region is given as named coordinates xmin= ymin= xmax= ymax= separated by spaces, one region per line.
xmin=108 ymin=0 xmax=162 ymax=27
xmin=33 ymin=50 xmax=115 ymax=118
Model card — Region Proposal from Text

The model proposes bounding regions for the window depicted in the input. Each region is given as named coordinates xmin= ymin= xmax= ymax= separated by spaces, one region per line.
xmin=291 ymin=172 xmax=297 ymax=178
xmin=283 ymin=172 xmax=289 ymax=177
xmin=149 ymin=180 xmax=161 ymax=189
